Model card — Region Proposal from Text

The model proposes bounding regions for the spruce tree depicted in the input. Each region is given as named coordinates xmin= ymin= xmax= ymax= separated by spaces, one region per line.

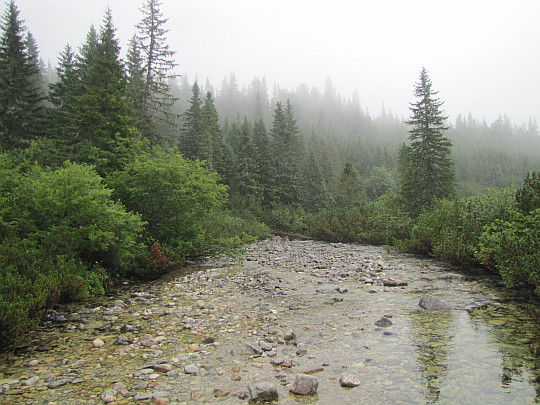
xmin=180 ymin=82 xmax=203 ymax=160
xmin=25 ymin=31 xmax=46 ymax=97
xmin=48 ymin=44 xmax=79 ymax=153
xmin=236 ymin=117 xmax=261 ymax=199
xmin=400 ymin=67 xmax=455 ymax=215
xmin=75 ymin=8 xmax=139 ymax=174
xmin=301 ymin=150 xmax=329 ymax=212
xmin=200 ymin=92 xmax=222 ymax=172
xmin=0 ymin=0 xmax=44 ymax=149
xmin=271 ymin=100 xmax=303 ymax=205
xmin=253 ymin=118 xmax=275 ymax=206
xmin=135 ymin=0 xmax=179 ymax=141
xmin=126 ymin=35 xmax=146 ymax=125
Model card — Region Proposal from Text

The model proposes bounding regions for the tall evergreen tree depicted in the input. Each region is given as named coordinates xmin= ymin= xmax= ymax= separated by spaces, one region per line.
xmin=271 ymin=100 xmax=303 ymax=205
xmin=180 ymin=82 xmax=203 ymax=160
xmin=126 ymin=35 xmax=145 ymax=124
xmin=76 ymin=25 xmax=98 ymax=78
xmin=236 ymin=117 xmax=261 ymax=198
xmin=336 ymin=160 xmax=362 ymax=207
xmin=253 ymin=118 xmax=275 ymax=205
xmin=75 ymin=8 xmax=139 ymax=174
xmin=0 ymin=0 xmax=44 ymax=149
xmin=200 ymin=92 xmax=222 ymax=172
xmin=25 ymin=31 xmax=46 ymax=97
xmin=301 ymin=149 xmax=329 ymax=211
xmin=48 ymin=44 xmax=80 ymax=152
xmin=399 ymin=67 xmax=455 ymax=215
xmin=135 ymin=0 xmax=179 ymax=141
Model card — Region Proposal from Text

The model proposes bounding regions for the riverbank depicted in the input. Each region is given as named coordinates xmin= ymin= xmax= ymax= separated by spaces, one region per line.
xmin=1 ymin=237 xmax=538 ymax=404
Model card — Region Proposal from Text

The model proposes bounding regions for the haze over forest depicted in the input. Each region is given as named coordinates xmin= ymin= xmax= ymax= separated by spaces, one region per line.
xmin=17 ymin=0 xmax=540 ymax=126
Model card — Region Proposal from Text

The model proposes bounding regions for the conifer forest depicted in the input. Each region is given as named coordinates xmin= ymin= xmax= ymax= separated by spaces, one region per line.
xmin=0 ymin=0 xmax=539 ymax=344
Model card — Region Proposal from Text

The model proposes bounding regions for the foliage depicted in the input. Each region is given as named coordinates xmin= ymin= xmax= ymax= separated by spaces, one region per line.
xmin=477 ymin=173 xmax=540 ymax=292
xmin=308 ymin=193 xmax=410 ymax=245
xmin=0 ymin=159 xmax=144 ymax=344
xmin=478 ymin=209 xmax=540 ymax=292
xmin=261 ymin=204 xmax=308 ymax=235
xmin=400 ymin=188 xmax=515 ymax=265
xmin=107 ymin=148 xmax=228 ymax=254
xmin=308 ymin=205 xmax=367 ymax=243
xmin=363 ymin=166 xmax=397 ymax=200
xmin=516 ymin=171 xmax=540 ymax=213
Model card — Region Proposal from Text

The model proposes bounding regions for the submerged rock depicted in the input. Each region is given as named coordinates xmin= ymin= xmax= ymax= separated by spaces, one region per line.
xmin=375 ymin=317 xmax=393 ymax=327
xmin=419 ymin=295 xmax=450 ymax=311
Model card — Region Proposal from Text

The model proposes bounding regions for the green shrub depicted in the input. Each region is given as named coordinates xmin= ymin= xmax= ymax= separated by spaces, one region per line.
xmin=308 ymin=205 xmax=367 ymax=243
xmin=107 ymin=149 xmax=228 ymax=255
xmin=0 ymin=161 xmax=145 ymax=345
xmin=261 ymin=204 xmax=308 ymax=235
xmin=400 ymin=188 xmax=515 ymax=265
xmin=478 ymin=209 xmax=540 ymax=292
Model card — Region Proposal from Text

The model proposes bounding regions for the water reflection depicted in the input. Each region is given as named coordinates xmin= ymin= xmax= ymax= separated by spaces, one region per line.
xmin=410 ymin=309 xmax=454 ymax=403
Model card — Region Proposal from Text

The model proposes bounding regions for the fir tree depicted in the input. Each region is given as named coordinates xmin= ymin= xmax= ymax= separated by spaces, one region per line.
xmin=200 ymin=92 xmax=222 ymax=172
xmin=0 ymin=0 xmax=44 ymax=149
xmin=301 ymin=149 xmax=329 ymax=211
xmin=135 ymin=0 xmax=179 ymax=141
xmin=336 ymin=160 xmax=362 ymax=207
xmin=236 ymin=117 xmax=261 ymax=198
xmin=48 ymin=44 xmax=80 ymax=153
xmin=271 ymin=100 xmax=303 ymax=205
xmin=400 ymin=67 xmax=455 ymax=215
xmin=75 ymin=8 xmax=139 ymax=174
xmin=25 ymin=31 xmax=46 ymax=97
xmin=253 ymin=118 xmax=275 ymax=205
xmin=126 ymin=35 xmax=146 ymax=125
xmin=180 ymin=82 xmax=203 ymax=160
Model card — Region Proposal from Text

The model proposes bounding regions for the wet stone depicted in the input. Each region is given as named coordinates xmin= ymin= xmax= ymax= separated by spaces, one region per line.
xmin=375 ymin=317 xmax=393 ymax=327
xmin=290 ymin=374 xmax=319 ymax=395
xmin=339 ymin=375 xmax=361 ymax=387
xmin=248 ymin=381 xmax=279 ymax=402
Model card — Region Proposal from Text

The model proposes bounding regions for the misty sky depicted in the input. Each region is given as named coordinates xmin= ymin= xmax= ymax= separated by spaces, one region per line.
xmin=12 ymin=0 xmax=540 ymax=125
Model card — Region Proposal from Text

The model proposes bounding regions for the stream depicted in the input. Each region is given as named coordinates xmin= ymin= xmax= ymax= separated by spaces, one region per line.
xmin=0 ymin=237 xmax=539 ymax=404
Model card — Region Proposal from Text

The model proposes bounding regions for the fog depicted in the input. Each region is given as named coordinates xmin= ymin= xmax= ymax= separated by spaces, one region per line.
xmin=14 ymin=0 xmax=540 ymax=125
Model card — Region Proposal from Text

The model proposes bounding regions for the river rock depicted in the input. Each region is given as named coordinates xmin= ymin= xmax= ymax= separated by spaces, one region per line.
xmin=48 ymin=378 xmax=71 ymax=389
xmin=92 ymin=338 xmax=105 ymax=348
xmin=339 ymin=375 xmax=360 ymax=387
xmin=419 ymin=295 xmax=450 ymax=311
xmin=101 ymin=389 xmax=117 ymax=403
xmin=248 ymin=381 xmax=279 ymax=402
xmin=23 ymin=376 xmax=40 ymax=386
xmin=383 ymin=279 xmax=408 ymax=287
xmin=296 ymin=343 xmax=308 ymax=356
xmin=375 ymin=317 xmax=393 ymax=327
xmin=184 ymin=365 xmax=199 ymax=375
xmin=258 ymin=340 xmax=273 ymax=351
xmin=290 ymin=374 xmax=319 ymax=395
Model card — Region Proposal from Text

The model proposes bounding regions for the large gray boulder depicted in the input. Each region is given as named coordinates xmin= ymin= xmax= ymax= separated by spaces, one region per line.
xmin=418 ymin=295 xmax=450 ymax=311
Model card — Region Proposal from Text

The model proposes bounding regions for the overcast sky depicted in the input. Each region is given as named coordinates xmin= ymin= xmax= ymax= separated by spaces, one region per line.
xmin=11 ymin=0 xmax=540 ymax=125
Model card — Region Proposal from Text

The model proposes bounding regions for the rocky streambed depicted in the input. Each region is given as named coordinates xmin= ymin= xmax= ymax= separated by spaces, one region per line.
xmin=1 ymin=237 xmax=539 ymax=404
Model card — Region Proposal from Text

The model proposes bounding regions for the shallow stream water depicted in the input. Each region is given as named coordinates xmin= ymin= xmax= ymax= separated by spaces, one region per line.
xmin=0 ymin=238 xmax=539 ymax=404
